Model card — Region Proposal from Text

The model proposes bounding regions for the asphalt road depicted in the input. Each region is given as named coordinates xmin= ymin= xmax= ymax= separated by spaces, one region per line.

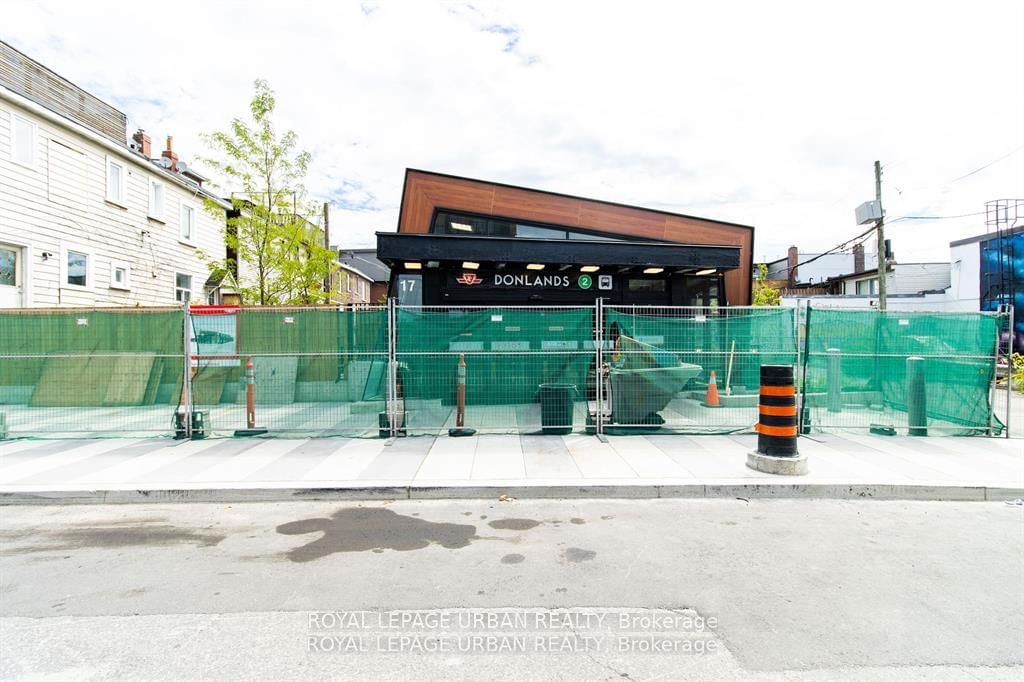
xmin=2 ymin=498 xmax=1022 ymax=680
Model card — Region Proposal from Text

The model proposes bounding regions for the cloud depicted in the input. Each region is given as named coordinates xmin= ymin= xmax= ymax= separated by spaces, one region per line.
xmin=4 ymin=0 xmax=1022 ymax=260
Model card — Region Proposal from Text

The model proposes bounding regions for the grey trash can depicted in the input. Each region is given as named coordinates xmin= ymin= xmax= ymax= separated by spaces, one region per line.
xmin=539 ymin=383 xmax=575 ymax=435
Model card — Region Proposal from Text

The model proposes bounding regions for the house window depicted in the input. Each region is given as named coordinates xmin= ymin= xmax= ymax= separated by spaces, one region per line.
xmin=149 ymin=180 xmax=164 ymax=220
xmin=106 ymin=156 xmax=127 ymax=205
xmin=855 ymin=278 xmax=877 ymax=295
xmin=180 ymin=203 xmax=196 ymax=243
xmin=175 ymin=272 xmax=192 ymax=303
xmin=60 ymin=244 xmax=92 ymax=289
xmin=110 ymin=260 xmax=131 ymax=290
xmin=10 ymin=113 xmax=36 ymax=168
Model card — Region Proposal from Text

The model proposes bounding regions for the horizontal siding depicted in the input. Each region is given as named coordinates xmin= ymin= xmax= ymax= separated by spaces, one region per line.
xmin=0 ymin=101 xmax=224 ymax=308
xmin=47 ymin=137 xmax=88 ymax=207
xmin=891 ymin=264 xmax=951 ymax=295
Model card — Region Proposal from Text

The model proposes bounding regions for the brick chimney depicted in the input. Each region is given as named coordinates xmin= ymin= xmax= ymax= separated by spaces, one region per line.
xmin=161 ymin=135 xmax=178 ymax=172
xmin=787 ymin=245 xmax=798 ymax=286
xmin=132 ymin=129 xmax=151 ymax=157
xmin=853 ymin=243 xmax=865 ymax=273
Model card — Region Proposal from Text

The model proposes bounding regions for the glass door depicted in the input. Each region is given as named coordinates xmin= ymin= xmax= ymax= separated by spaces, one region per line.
xmin=0 ymin=244 xmax=22 ymax=308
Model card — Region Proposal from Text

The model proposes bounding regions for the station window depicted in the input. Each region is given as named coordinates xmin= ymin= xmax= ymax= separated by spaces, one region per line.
xmin=627 ymin=279 xmax=666 ymax=292
xmin=516 ymin=224 xmax=566 ymax=239
xmin=432 ymin=210 xmax=626 ymax=242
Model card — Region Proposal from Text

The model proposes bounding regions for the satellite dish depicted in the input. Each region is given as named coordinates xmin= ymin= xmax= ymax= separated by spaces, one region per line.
xmin=178 ymin=161 xmax=189 ymax=173
xmin=156 ymin=157 xmax=171 ymax=169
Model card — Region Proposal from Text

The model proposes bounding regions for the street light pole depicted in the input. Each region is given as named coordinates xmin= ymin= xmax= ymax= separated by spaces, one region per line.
xmin=874 ymin=160 xmax=887 ymax=311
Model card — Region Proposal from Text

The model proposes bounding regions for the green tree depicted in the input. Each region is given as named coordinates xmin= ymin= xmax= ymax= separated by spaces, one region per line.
xmin=200 ymin=79 xmax=335 ymax=305
xmin=752 ymin=263 xmax=781 ymax=306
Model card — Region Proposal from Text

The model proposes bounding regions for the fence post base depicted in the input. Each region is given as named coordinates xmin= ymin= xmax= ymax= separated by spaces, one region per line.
xmin=747 ymin=450 xmax=809 ymax=476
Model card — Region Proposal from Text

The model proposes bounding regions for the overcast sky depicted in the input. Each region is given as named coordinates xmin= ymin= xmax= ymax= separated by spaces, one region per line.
xmin=5 ymin=0 xmax=1023 ymax=262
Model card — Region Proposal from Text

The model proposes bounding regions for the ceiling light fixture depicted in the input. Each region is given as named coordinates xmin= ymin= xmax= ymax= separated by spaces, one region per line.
xmin=643 ymin=267 xmax=664 ymax=274
xmin=450 ymin=222 xmax=474 ymax=232
xmin=462 ymin=262 xmax=479 ymax=270
xmin=404 ymin=262 xmax=422 ymax=270
xmin=526 ymin=263 xmax=545 ymax=270
xmin=580 ymin=265 xmax=600 ymax=273
xmin=695 ymin=269 xmax=716 ymax=276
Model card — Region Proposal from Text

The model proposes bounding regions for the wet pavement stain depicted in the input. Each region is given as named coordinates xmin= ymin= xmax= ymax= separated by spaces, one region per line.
xmin=69 ymin=517 xmax=170 ymax=527
xmin=276 ymin=508 xmax=476 ymax=563
xmin=500 ymin=553 xmax=526 ymax=564
xmin=555 ymin=587 xmax=568 ymax=593
xmin=564 ymin=547 xmax=597 ymax=563
xmin=488 ymin=518 xmax=541 ymax=531
xmin=3 ymin=525 xmax=224 ymax=553
xmin=570 ymin=518 xmax=586 ymax=525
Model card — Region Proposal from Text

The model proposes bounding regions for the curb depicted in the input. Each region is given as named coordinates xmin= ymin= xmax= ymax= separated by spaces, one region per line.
xmin=1 ymin=484 xmax=1021 ymax=505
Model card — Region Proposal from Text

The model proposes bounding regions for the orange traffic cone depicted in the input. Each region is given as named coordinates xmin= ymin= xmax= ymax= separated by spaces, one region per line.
xmin=704 ymin=370 xmax=721 ymax=407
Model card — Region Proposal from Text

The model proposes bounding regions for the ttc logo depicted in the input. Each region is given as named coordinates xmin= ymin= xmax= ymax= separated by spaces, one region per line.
xmin=456 ymin=272 xmax=483 ymax=285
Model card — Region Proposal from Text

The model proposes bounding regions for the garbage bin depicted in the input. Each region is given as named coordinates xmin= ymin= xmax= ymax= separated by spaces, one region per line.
xmin=539 ymin=383 xmax=576 ymax=435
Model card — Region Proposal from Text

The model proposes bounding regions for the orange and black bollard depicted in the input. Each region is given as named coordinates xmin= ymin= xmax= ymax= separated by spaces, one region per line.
xmin=449 ymin=353 xmax=476 ymax=437
xmin=234 ymin=355 xmax=268 ymax=436
xmin=756 ymin=365 xmax=798 ymax=456
xmin=747 ymin=364 xmax=807 ymax=474
xmin=245 ymin=356 xmax=257 ymax=429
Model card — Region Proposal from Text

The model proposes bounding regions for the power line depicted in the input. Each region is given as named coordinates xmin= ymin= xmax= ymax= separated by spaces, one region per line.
xmin=888 ymin=211 xmax=987 ymax=223
xmin=946 ymin=146 xmax=1024 ymax=184
xmin=789 ymin=210 xmax=985 ymax=271
xmin=888 ymin=146 xmax=1023 ymax=195
xmin=791 ymin=224 xmax=878 ymax=270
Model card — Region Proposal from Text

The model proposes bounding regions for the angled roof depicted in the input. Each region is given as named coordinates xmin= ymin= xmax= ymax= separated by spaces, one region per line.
xmin=338 ymin=249 xmax=390 ymax=282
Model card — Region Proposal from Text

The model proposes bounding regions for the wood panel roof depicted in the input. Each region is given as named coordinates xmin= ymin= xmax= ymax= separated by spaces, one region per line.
xmin=396 ymin=169 xmax=755 ymax=305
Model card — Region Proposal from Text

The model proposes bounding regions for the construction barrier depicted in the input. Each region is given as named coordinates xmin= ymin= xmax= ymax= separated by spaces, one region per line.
xmin=801 ymin=308 xmax=1005 ymax=436
xmin=0 ymin=303 xmax=1010 ymax=439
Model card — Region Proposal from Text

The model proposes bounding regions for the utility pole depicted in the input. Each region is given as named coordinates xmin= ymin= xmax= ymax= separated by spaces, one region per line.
xmin=874 ymin=160 xmax=887 ymax=311
xmin=322 ymin=201 xmax=332 ymax=301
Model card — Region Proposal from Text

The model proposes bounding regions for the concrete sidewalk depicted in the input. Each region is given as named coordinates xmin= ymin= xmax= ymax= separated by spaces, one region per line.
xmin=1 ymin=431 xmax=1021 ymax=504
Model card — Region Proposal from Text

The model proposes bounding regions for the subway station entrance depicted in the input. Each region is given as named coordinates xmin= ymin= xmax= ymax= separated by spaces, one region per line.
xmin=377 ymin=231 xmax=740 ymax=307
xmin=376 ymin=170 xmax=757 ymax=308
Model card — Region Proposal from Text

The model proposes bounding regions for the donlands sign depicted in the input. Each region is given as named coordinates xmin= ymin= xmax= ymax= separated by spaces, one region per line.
xmin=452 ymin=273 xmax=601 ymax=289
xmin=449 ymin=272 xmax=611 ymax=291
xmin=492 ymin=274 xmax=572 ymax=287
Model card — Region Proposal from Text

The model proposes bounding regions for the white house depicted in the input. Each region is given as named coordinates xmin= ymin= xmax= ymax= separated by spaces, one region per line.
xmin=764 ymin=244 xmax=880 ymax=287
xmin=829 ymin=262 xmax=952 ymax=297
xmin=0 ymin=41 xmax=228 ymax=308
